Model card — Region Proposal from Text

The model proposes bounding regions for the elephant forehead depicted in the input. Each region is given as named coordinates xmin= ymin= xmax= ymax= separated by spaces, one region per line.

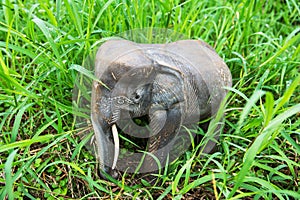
xmin=112 ymin=81 xmax=144 ymax=96
xmin=127 ymin=66 xmax=155 ymax=77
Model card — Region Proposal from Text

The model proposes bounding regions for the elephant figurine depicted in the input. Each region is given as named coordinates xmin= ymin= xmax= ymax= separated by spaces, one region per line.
xmin=91 ymin=39 xmax=232 ymax=178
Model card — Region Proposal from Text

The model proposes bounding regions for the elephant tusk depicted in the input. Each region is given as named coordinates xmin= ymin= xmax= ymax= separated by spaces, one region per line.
xmin=111 ymin=124 xmax=119 ymax=170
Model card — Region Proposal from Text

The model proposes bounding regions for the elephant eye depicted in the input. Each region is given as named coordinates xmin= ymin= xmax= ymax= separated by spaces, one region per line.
xmin=135 ymin=94 xmax=140 ymax=100
xmin=133 ymin=87 xmax=146 ymax=102
xmin=132 ymin=91 xmax=142 ymax=103
xmin=117 ymin=99 xmax=124 ymax=104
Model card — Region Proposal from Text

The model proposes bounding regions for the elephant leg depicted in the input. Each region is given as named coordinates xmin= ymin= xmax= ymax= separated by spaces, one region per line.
xmin=141 ymin=103 xmax=182 ymax=174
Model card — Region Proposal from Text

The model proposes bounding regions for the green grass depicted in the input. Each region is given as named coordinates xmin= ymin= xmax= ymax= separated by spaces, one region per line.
xmin=0 ymin=0 xmax=299 ymax=199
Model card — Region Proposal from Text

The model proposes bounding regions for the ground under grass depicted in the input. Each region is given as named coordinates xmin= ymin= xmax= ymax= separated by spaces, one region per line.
xmin=0 ymin=0 xmax=299 ymax=199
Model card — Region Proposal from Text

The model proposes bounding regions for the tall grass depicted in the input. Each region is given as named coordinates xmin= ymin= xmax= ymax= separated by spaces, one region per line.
xmin=0 ymin=0 xmax=299 ymax=199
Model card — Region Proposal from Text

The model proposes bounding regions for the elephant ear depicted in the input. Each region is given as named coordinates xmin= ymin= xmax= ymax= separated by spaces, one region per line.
xmin=144 ymin=49 xmax=202 ymax=116
xmin=151 ymin=62 xmax=185 ymax=109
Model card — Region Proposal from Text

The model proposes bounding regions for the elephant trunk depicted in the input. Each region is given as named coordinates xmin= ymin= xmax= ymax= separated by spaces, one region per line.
xmin=91 ymin=101 xmax=121 ymax=178
xmin=92 ymin=95 xmax=134 ymax=178
xmin=91 ymin=118 xmax=119 ymax=178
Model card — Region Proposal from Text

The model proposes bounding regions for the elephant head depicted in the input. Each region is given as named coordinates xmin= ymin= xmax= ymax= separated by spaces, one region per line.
xmin=91 ymin=39 xmax=232 ymax=178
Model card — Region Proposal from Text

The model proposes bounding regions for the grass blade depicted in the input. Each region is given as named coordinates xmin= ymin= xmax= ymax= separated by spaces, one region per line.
xmin=263 ymin=92 xmax=274 ymax=127
xmin=259 ymin=30 xmax=300 ymax=68
xmin=32 ymin=17 xmax=65 ymax=70
xmin=11 ymin=103 xmax=34 ymax=142
xmin=228 ymin=103 xmax=300 ymax=198
xmin=274 ymin=75 xmax=300 ymax=113
xmin=62 ymin=0 xmax=83 ymax=36
xmin=172 ymin=154 xmax=193 ymax=195
xmin=4 ymin=149 xmax=18 ymax=200
xmin=180 ymin=173 xmax=224 ymax=194
xmin=69 ymin=64 xmax=109 ymax=88
xmin=0 ymin=135 xmax=55 ymax=153
xmin=0 ymin=71 xmax=39 ymax=99
xmin=40 ymin=161 xmax=86 ymax=176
